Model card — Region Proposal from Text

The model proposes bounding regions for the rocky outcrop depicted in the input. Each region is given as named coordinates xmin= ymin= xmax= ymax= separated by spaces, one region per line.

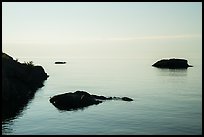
xmin=49 ymin=91 xmax=133 ymax=111
xmin=2 ymin=53 xmax=49 ymax=120
xmin=152 ymin=58 xmax=193 ymax=69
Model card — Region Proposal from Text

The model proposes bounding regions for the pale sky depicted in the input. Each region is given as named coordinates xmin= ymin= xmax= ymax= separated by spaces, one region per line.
xmin=2 ymin=2 xmax=202 ymax=58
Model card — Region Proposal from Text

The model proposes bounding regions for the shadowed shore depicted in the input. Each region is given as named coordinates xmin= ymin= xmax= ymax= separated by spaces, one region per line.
xmin=2 ymin=53 xmax=49 ymax=121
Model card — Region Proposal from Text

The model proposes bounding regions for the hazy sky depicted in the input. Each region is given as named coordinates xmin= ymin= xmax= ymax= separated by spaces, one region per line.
xmin=2 ymin=2 xmax=202 ymax=58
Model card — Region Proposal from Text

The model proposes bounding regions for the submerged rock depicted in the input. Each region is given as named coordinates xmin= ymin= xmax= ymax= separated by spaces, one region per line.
xmin=2 ymin=53 xmax=49 ymax=120
xmin=152 ymin=58 xmax=193 ymax=69
xmin=49 ymin=91 xmax=133 ymax=111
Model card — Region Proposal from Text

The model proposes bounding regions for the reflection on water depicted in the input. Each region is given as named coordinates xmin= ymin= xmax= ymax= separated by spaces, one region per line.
xmin=2 ymin=90 xmax=36 ymax=121
xmin=2 ymin=99 xmax=30 ymax=121
xmin=2 ymin=118 xmax=15 ymax=134
xmin=2 ymin=96 xmax=34 ymax=135
xmin=2 ymin=88 xmax=43 ymax=135
xmin=154 ymin=68 xmax=188 ymax=77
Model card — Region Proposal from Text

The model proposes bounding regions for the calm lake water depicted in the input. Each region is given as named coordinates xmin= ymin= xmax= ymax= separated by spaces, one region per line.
xmin=2 ymin=56 xmax=202 ymax=135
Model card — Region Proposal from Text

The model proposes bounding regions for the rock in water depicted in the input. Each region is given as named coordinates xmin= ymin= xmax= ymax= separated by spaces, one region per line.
xmin=121 ymin=97 xmax=133 ymax=101
xmin=50 ymin=91 xmax=102 ymax=111
xmin=152 ymin=58 xmax=193 ymax=69
xmin=55 ymin=61 xmax=66 ymax=64
xmin=49 ymin=91 xmax=133 ymax=111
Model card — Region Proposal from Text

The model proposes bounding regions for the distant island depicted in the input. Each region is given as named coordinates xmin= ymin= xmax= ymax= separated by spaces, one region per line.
xmin=2 ymin=53 xmax=49 ymax=120
xmin=55 ymin=61 xmax=66 ymax=64
xmin=152 ymin=58 xmax=193 ymax=69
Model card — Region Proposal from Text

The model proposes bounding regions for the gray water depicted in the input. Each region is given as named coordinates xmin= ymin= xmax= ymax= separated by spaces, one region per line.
xmin=2 ymin=56 xmax=202 ymax=135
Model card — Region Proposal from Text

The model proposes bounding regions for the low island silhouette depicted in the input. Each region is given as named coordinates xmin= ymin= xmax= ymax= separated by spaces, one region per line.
xmin=152 ymin=58 xmax=193 ymax=69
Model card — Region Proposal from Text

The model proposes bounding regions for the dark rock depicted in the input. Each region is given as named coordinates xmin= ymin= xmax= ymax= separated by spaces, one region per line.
xmin=2 ymin=53 xmax=49 ymax=121
xmin=152 ymin=58 xmax=193 ymax=69
xmin=55 ymin=61 xmax=66 ymax=64
xmin=121 ymin=97 xmax=134 ymax=101
xmin=49 ymin=91 xmax=133 ymax=111
xmin=50 ymin=91 xmax=102 ymax=111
